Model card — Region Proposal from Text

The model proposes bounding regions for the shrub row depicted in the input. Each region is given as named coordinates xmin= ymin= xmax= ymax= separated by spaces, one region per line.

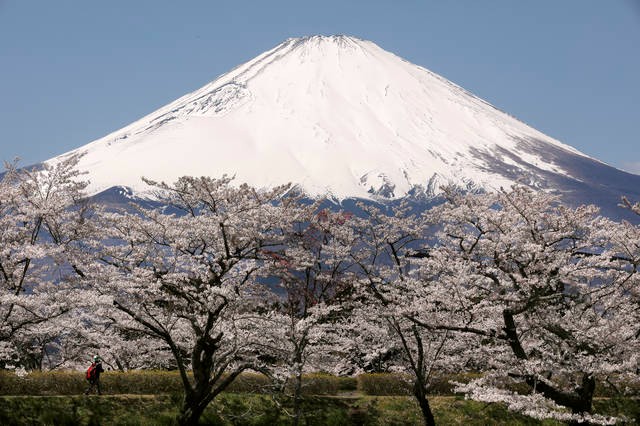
xmin=1 ymin=370 xmax=637 ymax=397
xmin=0 ymin=370 xmax=181 ymax=396
xmin=355 ymin=372 xmax=486 ymax=396
xmin=288 ymin=373 xmax=342 ymax=395
xmin=357 ymin=373 xmax=412 ymax=396
xmin=0 ymin=371 xmax=345 ymax=396
xmin=225 ymin=372 xmax=347 ymax=395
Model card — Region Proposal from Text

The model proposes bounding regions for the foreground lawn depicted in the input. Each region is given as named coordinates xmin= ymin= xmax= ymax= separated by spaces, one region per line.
xmin=1 ymin=394 xmax=638 ymax=425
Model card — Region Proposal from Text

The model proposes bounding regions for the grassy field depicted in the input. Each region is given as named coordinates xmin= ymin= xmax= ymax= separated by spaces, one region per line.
xmin=0 ymin=394 xmax=556 ymax=426
xmin=0 ymin=394 xmax=638 ymax=425
xmin=1 ymin=371 xmax=638 ymax=425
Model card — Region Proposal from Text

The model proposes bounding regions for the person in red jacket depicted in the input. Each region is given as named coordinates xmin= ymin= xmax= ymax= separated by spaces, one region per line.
xmin=84 ymin=355 xmax=105 ymax=395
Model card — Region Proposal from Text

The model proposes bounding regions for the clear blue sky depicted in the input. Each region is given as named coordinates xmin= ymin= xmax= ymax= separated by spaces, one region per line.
xmin=1 ymin=1 xmax=639 ymax=172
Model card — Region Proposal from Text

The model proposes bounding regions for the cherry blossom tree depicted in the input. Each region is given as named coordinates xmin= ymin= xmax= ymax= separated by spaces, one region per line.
xmin=426 ymin=186 xmax=636 ymax=424
xmin=72 ymin=311 xmax=176 ymax=371
xmin=0 ymin=155 xmax=92 ymax=369
xmin=621 ymin=197 xmax=640 ymax=217
xmin=342 ymin=202 xmax=472 ymax=426
xmin=613 ymin=197 xmax=640 ymax=375
xmin=83 ymin=176 xmax=295 ymax=426
xmin=259 ymin=206 xmax=357 ymax=425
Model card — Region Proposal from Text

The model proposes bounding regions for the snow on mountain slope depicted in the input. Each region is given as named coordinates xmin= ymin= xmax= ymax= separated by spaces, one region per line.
xmin=50 ymin=35 xmax=635 ymax=208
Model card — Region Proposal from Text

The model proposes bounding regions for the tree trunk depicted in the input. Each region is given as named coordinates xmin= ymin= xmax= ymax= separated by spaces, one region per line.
xmin=112 ymin=354 xmax=126 ymax=372
xmin=177 ymin=396 xmax=207 ymax=426
xmin=292 ymin=372 xmax=303 ymax=426
xmin=503 ymin=310 xmax=596 ymax=417
xmin=177 ymin=377 xmax=215 ymax=426
xmin=567 ymin=374 xmax=596 ymax=425
xmin=524 ymin=373 xmax=595 ymax=418
xmin=177 ymin=356 xmax=214 ymax=426
xmin=413 ymin=380 xmax=436 ymax=426
xmin=573 ymin=374 xmax=595 ymax=414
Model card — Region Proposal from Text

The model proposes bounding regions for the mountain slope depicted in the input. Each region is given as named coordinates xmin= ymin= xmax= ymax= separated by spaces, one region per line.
xmin=50 ymin=35 xmax=640 ymax=218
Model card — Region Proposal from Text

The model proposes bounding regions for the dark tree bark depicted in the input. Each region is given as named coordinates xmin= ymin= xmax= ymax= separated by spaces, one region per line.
xmin=292 ymin=370 xmax=303 ymax=426
xmin=502 ymin=310 xmax=596 ymax=415
xmin=413 ymin=379 xmax=436 ymax=426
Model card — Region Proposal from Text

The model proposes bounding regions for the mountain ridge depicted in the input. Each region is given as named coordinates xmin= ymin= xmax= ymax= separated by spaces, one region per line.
xmin=48 ymin=35 xmax=640 ymax=219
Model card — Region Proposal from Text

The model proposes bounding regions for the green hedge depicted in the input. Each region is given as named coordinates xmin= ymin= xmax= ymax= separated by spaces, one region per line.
xmin=0 ymin=371 xmax=83 ymax=396
xmin=0 ymin=371 xmax=344 ymax=396
xmin=356 ymin=372 xmax=487 ymax=396
xmin=2 ymin=370 xmax=637 ymax=398
xmin=225 ymin=372 xmax=272 ymax=393
xmin=101 ymin=370 xmax=182 ymax=394
xmin=293 ymin=373 xmax=341 ymax=395
xmin=357 ymin=373 xmax=413 ymax=396
xmin=0 ymin=370 xmax=182 ymax=396
xmin=337 ymin=376 xmax=358 ymax=391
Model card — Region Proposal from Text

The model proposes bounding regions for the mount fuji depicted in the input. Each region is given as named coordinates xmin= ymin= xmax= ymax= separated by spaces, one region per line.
xmin=50 ymin=35 xmax=640 ymax=219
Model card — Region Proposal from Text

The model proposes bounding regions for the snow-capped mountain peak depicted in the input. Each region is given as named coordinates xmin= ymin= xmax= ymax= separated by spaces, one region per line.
xmin=50 ymin=35 xmax=637 ymax=215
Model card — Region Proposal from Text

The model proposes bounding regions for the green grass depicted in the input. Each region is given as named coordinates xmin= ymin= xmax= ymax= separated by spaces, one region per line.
xmin=593 ymin=397 xmax=640 ymax=424
xmin=1 ymin=371 xmax=637 ymax=424
xmin=2 ymin=394 xmax=637 ymax=426
xmin=0 ymin=395 xmax=176 ymax=426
